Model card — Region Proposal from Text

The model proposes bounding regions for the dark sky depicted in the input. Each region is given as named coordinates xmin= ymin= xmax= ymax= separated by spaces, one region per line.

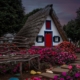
xmin=22 ymin=0 xmax=80 ymax=26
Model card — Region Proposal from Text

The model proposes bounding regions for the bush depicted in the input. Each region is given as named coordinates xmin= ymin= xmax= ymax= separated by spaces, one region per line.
xmin=28 ymin=46 xmax=77 ymax=65
xmin=57 ymin=41 xmax=76 ymax=53
xmin=75 ymin=47 xmax=80 ymax=53
xmin=28 ymin=46 xmax=42 ymax=55
xmin=53 ymin=51 xmax=77 ymax=65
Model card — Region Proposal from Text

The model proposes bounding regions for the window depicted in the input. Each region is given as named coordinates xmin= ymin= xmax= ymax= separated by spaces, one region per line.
xmin=46 ymin=20 xmax=51 ymax=29
xmin=53 ymin=36 xmax=60 ymax=42
xmin=36 ymin=36 xmax=44 ymax=43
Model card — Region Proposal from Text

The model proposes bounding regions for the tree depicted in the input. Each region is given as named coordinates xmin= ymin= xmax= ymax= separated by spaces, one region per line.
xmin=63 ymin=7 xmax=80 ymax=42
xmin=0 ymin=0 xmax=24 ymax=36
xmin=76 ymin=8 xmax=80 ymax=25
xmin=75 ymin=8 xmax=80 ymax=40
xmin=63 ymin=20 xmax=76 ymax=42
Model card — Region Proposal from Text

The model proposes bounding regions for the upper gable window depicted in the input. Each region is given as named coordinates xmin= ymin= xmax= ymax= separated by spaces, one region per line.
xmin=46 ymin=20 xmax=51 ymax=29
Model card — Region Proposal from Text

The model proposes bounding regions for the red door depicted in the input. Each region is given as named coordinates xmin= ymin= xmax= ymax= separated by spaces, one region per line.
xmin=45 ymin=32 xmax=52 ymax=47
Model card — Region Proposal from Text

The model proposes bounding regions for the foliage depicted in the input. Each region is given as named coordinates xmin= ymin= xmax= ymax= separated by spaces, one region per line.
xmin=63 ymin=20 xmax=77 ymax=42
xmin=0 ymin=42 xmax=77 ymax=74
xmin=0 ymin=63 xmax=20 ymax=74
xmin=0 ymin=0 xmax=24 ymax=36
xmin=63 ymin=7 xmax=80 ymax=42
xmin=57 ymin=41 xmax=76 ymax=53
xmin=75 ymin=8 xmax=80 ymax=30
xmin=75 ymin=47 xmax=80 ymax=53
xmin=53 ymin=51 xmax=77 ymax=65
xmin=28 ymin=46 xmax=77 ymax=65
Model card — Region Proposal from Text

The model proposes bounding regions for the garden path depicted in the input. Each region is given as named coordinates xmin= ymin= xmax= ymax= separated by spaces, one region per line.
xmin=39 ymin=53 xmax=80 ymax=79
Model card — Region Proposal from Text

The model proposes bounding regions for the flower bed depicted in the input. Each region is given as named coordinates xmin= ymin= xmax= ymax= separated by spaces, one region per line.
xmin=28 ymin=43 xmax=77 ymax=65
xmin=57 ymin=41 xmax=76 ymax=53
xmin=53 ymin=51 xmax=77 ymax=65
xmin=0 ymin=41 xmax=77 ymax=74
xmin=0 ymin=63 xmax=20 ymax=74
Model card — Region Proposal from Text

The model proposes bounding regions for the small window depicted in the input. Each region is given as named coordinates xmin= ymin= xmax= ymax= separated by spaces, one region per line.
xmin=53 ymin=36 xmax=60 ymax=42
xmin=46 ymin=20 xmax=51 ymax=29
xmin=36 ymin=36 xmax=44 ymax=43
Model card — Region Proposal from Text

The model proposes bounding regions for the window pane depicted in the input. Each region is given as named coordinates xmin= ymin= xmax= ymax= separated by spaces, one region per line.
xmin=38 ymin=37 xmax=42 ymax=42
xmin=36 ymin=36 xmax=44 ymax=43
xmin=46 ymin=20 xmax=51 ymax=29
xmin=55 ymin=37 xmax=58 ymax=42
xmin=53 ymin=36 xmax=60 ymax=42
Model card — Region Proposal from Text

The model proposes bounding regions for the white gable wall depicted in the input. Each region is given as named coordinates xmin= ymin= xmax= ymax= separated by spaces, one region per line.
xmin=35 ymin=15 xmax=63 ymax=46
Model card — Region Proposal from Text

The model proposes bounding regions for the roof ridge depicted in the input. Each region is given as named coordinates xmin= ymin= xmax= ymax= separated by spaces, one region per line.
xmin=45 ymin=4 xmax=53 ymax=8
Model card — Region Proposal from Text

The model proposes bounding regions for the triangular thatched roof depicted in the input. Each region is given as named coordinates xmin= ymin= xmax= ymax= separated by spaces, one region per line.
xmin=16 ymin=4 xmax=68 ymax=46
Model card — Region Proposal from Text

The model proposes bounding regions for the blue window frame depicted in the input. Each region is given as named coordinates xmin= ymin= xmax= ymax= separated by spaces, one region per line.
xmin=36 ymin=35 xmax=44 ymax=43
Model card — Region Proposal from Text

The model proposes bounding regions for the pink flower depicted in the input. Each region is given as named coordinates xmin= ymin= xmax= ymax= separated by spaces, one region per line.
xmin=68 ymin=65 xmax=72 ymax=70
xmin=76 ymin=64 xmax=80 ymax=69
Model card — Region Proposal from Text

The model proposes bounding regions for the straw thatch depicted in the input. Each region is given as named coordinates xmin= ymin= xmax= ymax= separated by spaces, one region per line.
xmin=16 ymin=4 xmax=68 ymax=47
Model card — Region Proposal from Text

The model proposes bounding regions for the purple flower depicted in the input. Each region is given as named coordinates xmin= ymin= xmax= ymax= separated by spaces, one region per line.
xmin=61 ymin=72 xmax=67 ymax=76
xmin=53 ymin=75 xmax=58 ymax=80
xmin=75 ymin=72 xmax=80 ymax=78
xmin=60 ymin=78 xmax=64 ymax=80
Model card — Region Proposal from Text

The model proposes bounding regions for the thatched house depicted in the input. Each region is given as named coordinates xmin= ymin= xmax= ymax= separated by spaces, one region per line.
xmin=16 ymin=4 xmax=68 ymax=47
